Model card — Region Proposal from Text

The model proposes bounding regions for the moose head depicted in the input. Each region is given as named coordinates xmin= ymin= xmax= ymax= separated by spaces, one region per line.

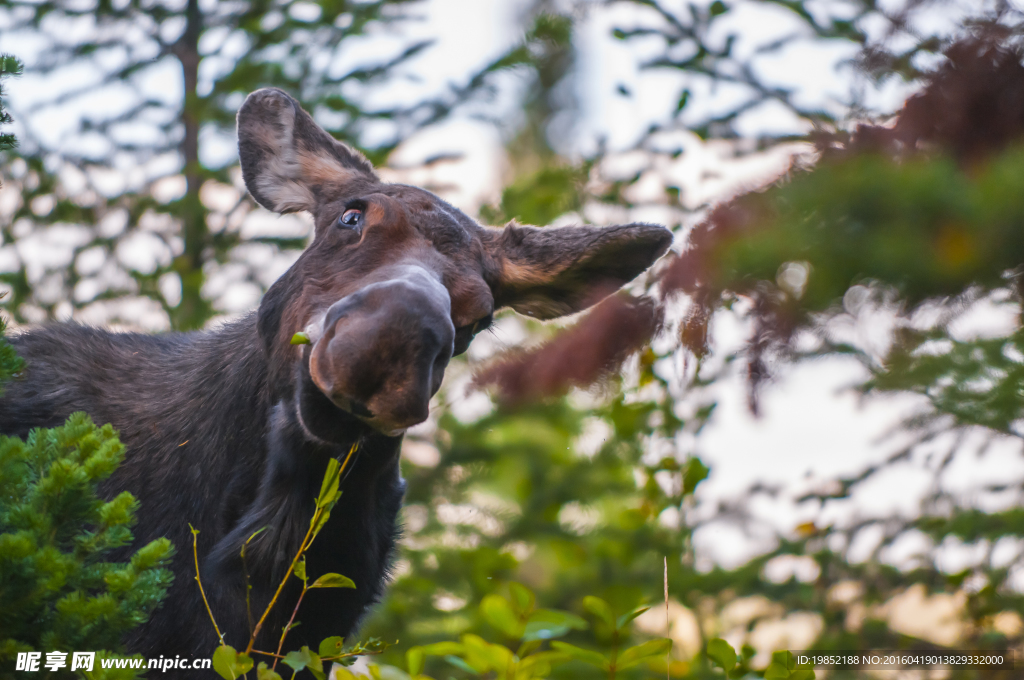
xmin=239 ymin=88 xmax=671 ymax=437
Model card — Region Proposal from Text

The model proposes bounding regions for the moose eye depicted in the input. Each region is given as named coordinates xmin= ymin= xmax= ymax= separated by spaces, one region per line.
xmin=338 ymin=208 xmax=362 ymax=229
xmin=452 ymin=314 xmax=493 ymax=356
xmin=472 ymin=314 xmax=493 ymax=334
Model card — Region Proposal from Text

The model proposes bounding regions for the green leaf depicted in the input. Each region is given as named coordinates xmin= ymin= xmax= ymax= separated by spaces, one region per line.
xmin=675 ymin=88 xmax=691 ymax=114
xmin=616 ymin=605 xmax=650 ymax=631
xmin=581 ymin=596 xmax=615 ymax=628
xmin=306 ymin=646 xmax=326 ymax=680
xmin=481 ymin=594 xmax=523 ymax=638
xmin=256 ymin=662 xmax=283 ymax=680
xmin=461 ymin=634 xmax=514 ymax=671
xmin=443 ymin=655 xmax=480 ymax=674
xmin=290 ymin=332 xmax=311 ymax=345
xmin=283 ymin=646 xmax=322 ymax=676
xmin=508 ymin=582 xmax=535 ymax=616
xmin=406 ymin=647 xmax=424 ymax=676
xmin=516 ymin=650 xmax=567 ymax=677
xmin=771 ymin=650 xmax=797 ymax=671
xmin=709 ymin=0 xmax=728 ymax=17
xmin=523 ymin=609 xmax=588 ymax=641
xmin=419 ymin=642 xmax=464 ymax=657
xmin=319 ymin=636 xmax=345 ymax=659
xmin=212 ymin=645 xmax=253 ymax=680
xmin=683 ymin=457 xmax=710 ymax=495
xmin=707 ymin=638 xmax=737 ymax=673
xmin=334 ymin=668 xmax=361 ymax=680
xmin=550 ymin=642 xmax=608 ymax=670
xmin=312 ymin=508 xmax=332 ymax=537
xmin=309 ymin=572 xmax=356 ymax=589
xmin=282 ymin=650 xmax=308 ymax=673
xmin=293 ymin=559 xmax=306 ymax=582
xmin=317 ymin=458 xmax=342 ymax=509
xmin=766 ymin=650 xmax=810 ymax=679
xmin=617 ymin=638 xmax=672 ymax=670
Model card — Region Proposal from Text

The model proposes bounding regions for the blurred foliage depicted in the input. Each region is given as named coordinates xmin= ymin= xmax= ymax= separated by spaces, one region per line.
xmin=705 ymin=150 xmax=1024 ymax=307
xmin=479 ymin=163 xmax=588 ymax=228
xmin=0 ymin=411 xmax=173 ymax=679
xmin=369 ymin=4 xmax=1024 ymax=680
xmin=4 ymin=1 xmax=1024 ymax=680
xmin=379 ymin=585 xmax=674 ymax=680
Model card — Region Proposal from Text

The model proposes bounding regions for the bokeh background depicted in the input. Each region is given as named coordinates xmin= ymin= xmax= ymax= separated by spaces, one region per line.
xmin=3 ymin=0 xmax=1024 ymax=677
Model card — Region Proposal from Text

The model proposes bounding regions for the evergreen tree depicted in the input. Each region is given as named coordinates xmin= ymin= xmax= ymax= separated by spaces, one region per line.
xmin=0 ymin=413 xmax=174 ymax=679
xmin=0 ymin=53 xmax=20 ymax=153
xmin=0 ymin=53 xmax=22 ymax=386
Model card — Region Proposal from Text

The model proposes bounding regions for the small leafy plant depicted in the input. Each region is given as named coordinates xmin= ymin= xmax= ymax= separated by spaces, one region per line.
xmin=367 ymin=584 xmax=670 ymax=680
xmin=706 ymin=638 xmax=814 ymax=680
xmin=194 ymin=447 xmax=676 ymax=680
xmin=199 ymin=444 xmax=389 ymax=680
xmin=361 ymin=587 xmax=816 ymax=680
xmin=192 ymin=419 xmax=808 ymax=680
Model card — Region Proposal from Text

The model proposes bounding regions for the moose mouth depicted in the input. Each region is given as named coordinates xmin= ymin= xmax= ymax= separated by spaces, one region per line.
xmin=302 ymin=266 xmax=455 ymax=436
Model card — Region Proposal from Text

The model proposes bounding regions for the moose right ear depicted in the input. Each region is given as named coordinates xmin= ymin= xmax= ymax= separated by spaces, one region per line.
xmin=484 ymin=221 xmax=672 ymax=319
xmin=237 ymin=88 xmax=377 ymax=213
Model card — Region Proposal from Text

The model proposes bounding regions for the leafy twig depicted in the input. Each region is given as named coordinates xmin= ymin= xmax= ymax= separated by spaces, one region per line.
xmin=241 ymin=527 xmax=266 ymax=639
xmin=191 ymin=524 xmax=225 ymax=646
xmin=244 ymin=442 xmax=359 ymax=656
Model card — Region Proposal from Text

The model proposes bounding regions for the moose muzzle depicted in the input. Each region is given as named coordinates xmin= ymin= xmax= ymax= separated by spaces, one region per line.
xmin=307 ymin=266 xmax=455 ymax=435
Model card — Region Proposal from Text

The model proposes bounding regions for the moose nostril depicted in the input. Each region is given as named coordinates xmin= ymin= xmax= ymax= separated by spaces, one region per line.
xmin=398 ymin=399 xmax=430 ymax=427
xmin=433 ymin=334 xmax=454 ymax=373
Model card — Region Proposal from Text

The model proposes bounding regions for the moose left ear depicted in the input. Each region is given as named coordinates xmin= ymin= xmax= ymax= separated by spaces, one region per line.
xmin=485 ymin=222 xmax=672 ymax=319
xmin=237 ymin=88 xmax=377 ymax=214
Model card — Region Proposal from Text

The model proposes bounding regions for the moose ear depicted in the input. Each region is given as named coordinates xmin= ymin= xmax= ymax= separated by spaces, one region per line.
xmin=237 ymin=88 xmax=377 ymax=213
xmin=485 ymin=222 xmax=672 ymax=319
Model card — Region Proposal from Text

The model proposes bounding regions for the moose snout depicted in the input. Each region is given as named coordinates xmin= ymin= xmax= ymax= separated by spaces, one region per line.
xmin=307 ymin=268 xmax=454 ymax=434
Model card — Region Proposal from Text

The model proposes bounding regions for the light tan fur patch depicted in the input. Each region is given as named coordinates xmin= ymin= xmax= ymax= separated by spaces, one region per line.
xmin=299 ymin=153 xmax=358 ymax=186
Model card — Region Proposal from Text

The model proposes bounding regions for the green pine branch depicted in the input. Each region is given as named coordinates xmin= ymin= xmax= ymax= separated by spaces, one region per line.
xmin=0 ymin=54 xmax=22 ymax=152
xmin=0 ymin=411 xmax=174 ymax=675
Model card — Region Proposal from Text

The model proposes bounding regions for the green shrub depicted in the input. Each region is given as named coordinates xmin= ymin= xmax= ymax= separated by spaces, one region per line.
xmin=0 ymin=328 xmax=174 ymax=678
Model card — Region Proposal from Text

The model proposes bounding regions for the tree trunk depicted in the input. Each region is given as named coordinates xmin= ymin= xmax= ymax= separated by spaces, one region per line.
xmin=171 ymin=0 xmax=210 ymax=330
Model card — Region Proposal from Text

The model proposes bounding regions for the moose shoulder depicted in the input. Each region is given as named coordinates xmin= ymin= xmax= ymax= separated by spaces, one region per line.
xmin=0 ymin=88 xmax=671 ymax=668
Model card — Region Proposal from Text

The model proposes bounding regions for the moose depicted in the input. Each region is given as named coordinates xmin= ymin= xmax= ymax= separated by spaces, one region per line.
xmin=0 ymin=89 xmax=670 ymax=671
